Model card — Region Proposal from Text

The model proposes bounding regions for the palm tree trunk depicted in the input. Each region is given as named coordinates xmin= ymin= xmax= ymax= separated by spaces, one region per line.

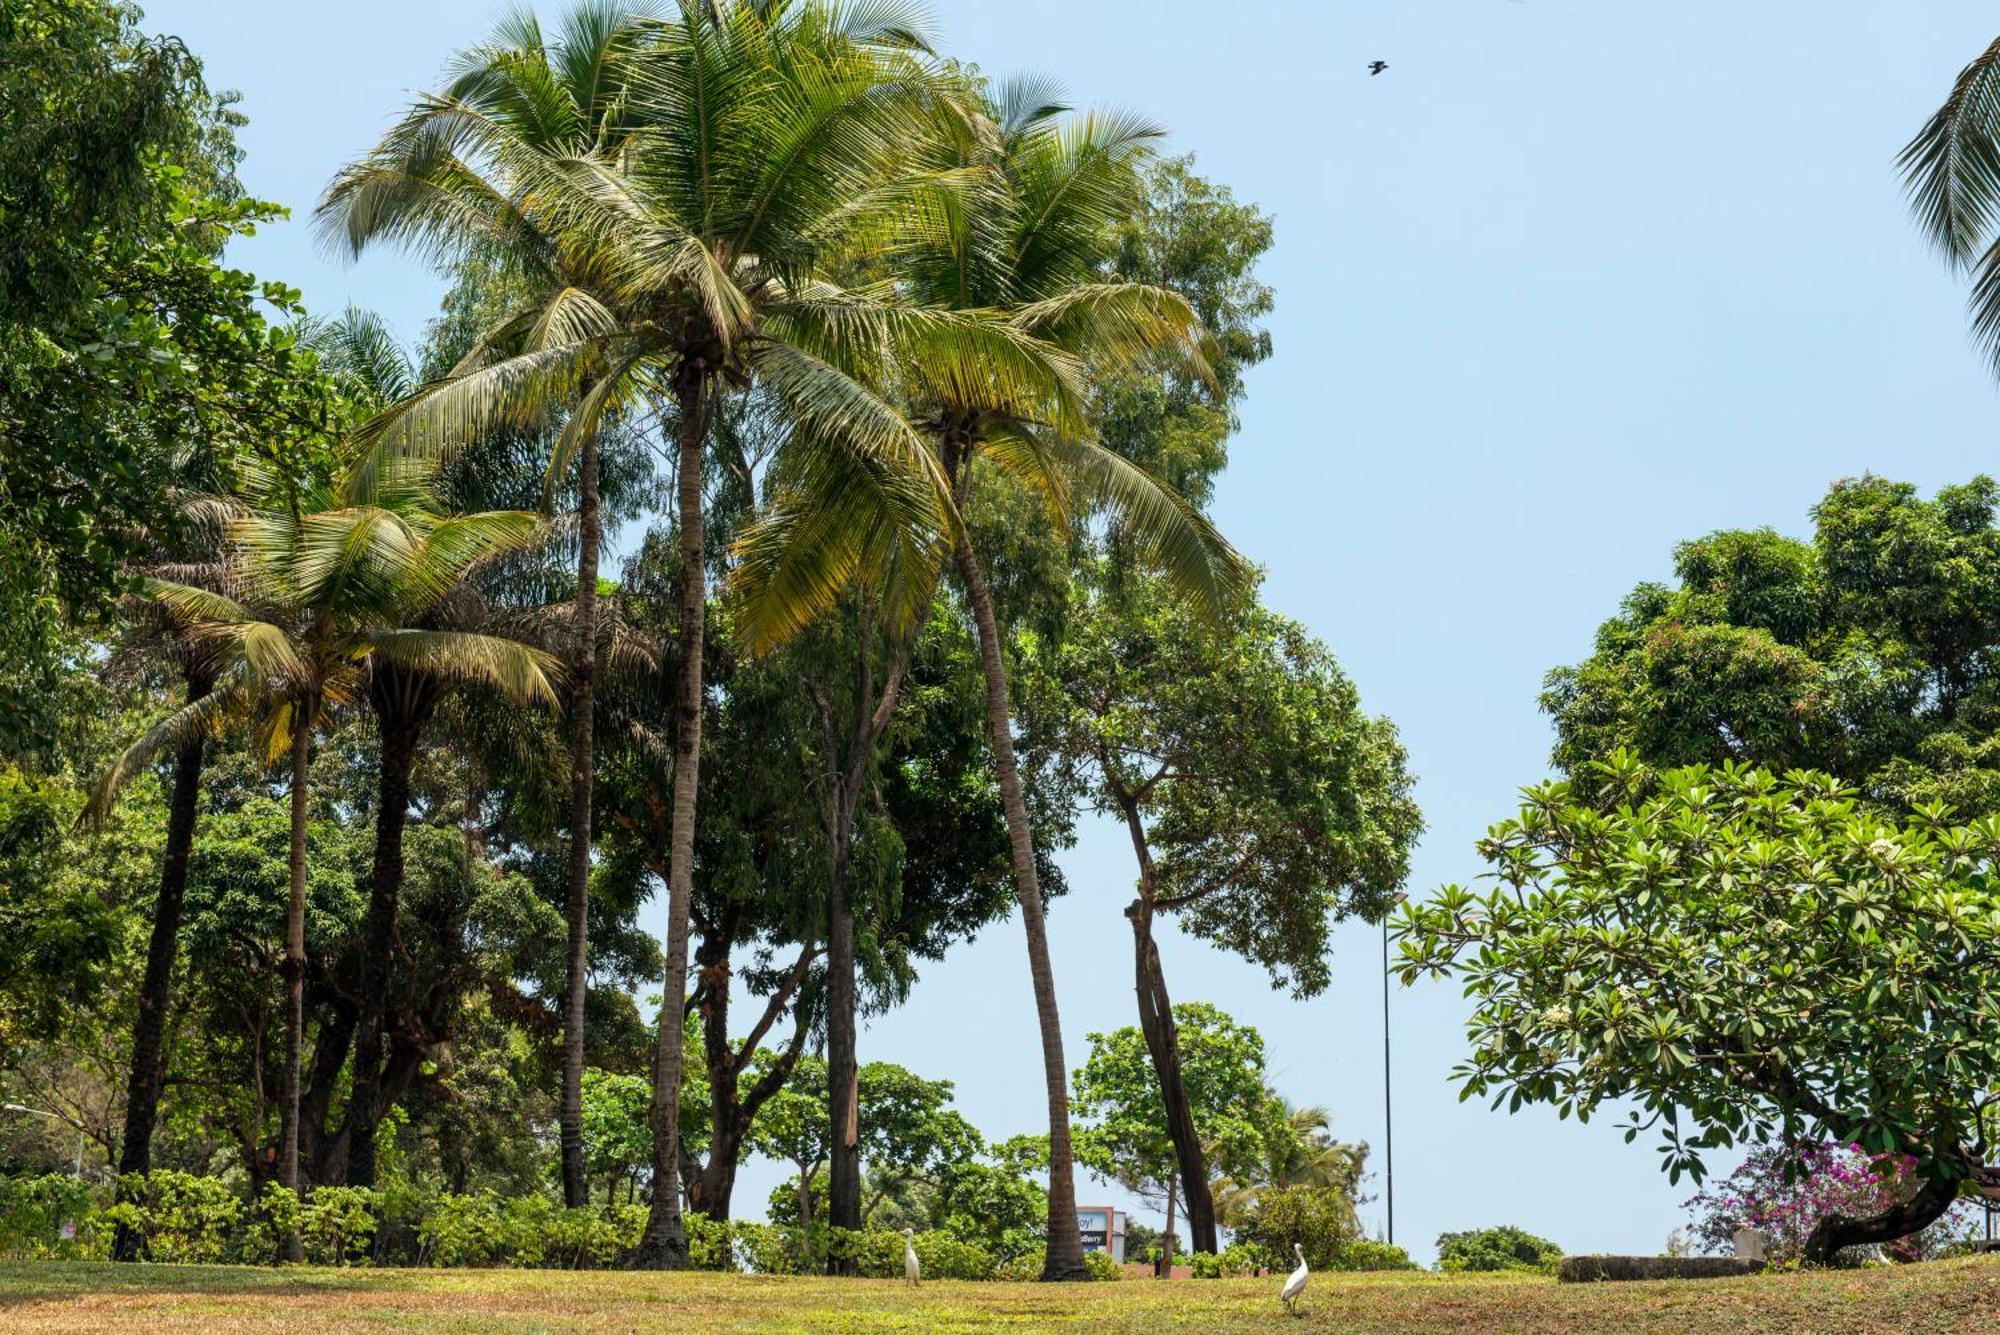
xmin=635 ymin=381 xmax=707 ymax=1269
xmin=343 ymin=694 xmax=430 ymax=1188
xmin=1161 ymin=1168 xmax=1178 ymax=1276
xmin=111 ymin=675 xmax=211 ymax=1262
xmin=560 ymin=423 xmax=602 ymax=1209
xmin=825 ymin=828 xmax=861 ymax=1263
xmin=951 ymin=532 xmax=1089 ymax=1282
xmin=278 ymin=696 xmax=313 ymax=1262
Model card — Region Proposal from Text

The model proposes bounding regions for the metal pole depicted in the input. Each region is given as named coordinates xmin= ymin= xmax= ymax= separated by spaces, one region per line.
xmin=1383 ymin=916 xmax=1394 ymax=1247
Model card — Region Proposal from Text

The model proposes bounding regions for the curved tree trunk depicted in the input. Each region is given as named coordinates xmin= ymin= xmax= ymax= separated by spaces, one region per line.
xmin=952 ymin=531 xmax=1089 ymax=1282
xmin=1125 ymin=898 xmax=1219 ymax=1254
xmin=635 ymin=381 xmax=707 ymax=1269
xmin=112 ymin=675 xmax=211 ymax=1262
xmin=561 ymin=424 xmax=602 ymax=1209
xmin=278 ymin=696 xmax=314 ymax=1262
xmin=1801 ymin=1167 xmax=1964 ymax=1265
xmin=343 ymin=685 xmax=434 ymax=1189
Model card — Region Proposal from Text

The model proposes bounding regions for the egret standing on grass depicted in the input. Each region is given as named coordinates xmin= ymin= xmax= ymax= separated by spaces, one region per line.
xmin=903 ymin=1228 xmax=920 ymax=1286
xmin=1280 ymin=1243 xmax=1308 ymax=1316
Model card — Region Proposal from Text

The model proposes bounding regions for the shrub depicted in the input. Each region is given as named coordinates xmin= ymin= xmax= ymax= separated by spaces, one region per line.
xmin=1233 ymin=1185 xmax=1356 ymax=1269
xmin=1436 ymin=1225 xmax=1562 ymax=1273
xmin=1081 ymin=1248 xmax=1121 ymax=1281
xmin=1332 ymin=1237 xmax=1416 ymax=1271
xmin=299 ymin=1186 xmax=377 ymax=1265
xmin=0 ymin=1173 xmax=97 ymax=1259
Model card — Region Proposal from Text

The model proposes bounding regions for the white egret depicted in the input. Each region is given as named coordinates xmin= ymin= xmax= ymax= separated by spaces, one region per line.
xmin=1280 ymin=1243 xmax=1308 ymax=1316
xmin=903 ymin=1227 xmax=920 ymax=1287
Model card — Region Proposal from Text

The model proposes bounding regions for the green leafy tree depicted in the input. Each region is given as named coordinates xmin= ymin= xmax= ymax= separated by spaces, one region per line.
xmin=1543 ymin=475 xmax=2000 ymax=817
xmin=0 ymin=1 xmax=326 ymax=747
xmin=579 ymin=1068 xmax=653 ymax=1205
xmin=98 ymin=460 xmax=553 ymax=1246
xmin=1028 ymin=568 xmax=1416 ymax=1251
xmin=1071 ymin=1003 xmax=1276 ymax=1267
xmin=1395 ymin=753 xmax=2000 ymax=1262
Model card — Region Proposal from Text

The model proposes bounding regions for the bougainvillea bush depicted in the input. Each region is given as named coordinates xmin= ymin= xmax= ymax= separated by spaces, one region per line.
xmin=1685 ymin=1143 xmax=1980 ymax=1264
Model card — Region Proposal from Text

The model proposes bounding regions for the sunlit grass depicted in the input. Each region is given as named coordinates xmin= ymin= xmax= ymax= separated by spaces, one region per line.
xmin=1 ymin=1257 xmax=1997 ymax=1332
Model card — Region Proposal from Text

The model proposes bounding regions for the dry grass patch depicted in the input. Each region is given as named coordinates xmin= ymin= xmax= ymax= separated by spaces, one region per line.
xmin=2 ymin=1257 xmax=1999 ymax=1332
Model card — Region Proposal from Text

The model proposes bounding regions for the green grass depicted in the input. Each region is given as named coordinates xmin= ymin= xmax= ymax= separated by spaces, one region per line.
xmin=1 ymin=1258 xmax=1998 ymax=1332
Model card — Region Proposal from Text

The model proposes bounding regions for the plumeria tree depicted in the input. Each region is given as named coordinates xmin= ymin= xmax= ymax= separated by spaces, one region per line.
xmin=1396 ymin=753 xmax=2000 ymax=1263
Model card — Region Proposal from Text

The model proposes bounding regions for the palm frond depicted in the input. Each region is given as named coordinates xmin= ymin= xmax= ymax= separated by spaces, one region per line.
xmin=1902 ymin=36 xmax=2000 ymax=267
xmin=360 ymin=629 xmax=562 ymax=706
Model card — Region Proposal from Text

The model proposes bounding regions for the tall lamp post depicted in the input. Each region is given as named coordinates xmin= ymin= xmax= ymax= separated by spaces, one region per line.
xmin=1381 ymin=893 xmax=1405 ymax=1247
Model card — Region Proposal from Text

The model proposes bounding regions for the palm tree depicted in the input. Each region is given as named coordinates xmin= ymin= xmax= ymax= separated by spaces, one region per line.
xmin=738 ymin=82 xmax=1247 ymax=1280
xmin=318 ymin=1 xmax=654 ymax=1207
xmin=1211 ymin=1100 xmax=1366 ymax=1234
xmin=308 ymin=311 xmax=565 ymax=1187
xmin=320 ymin=0 xmax=1013 ymax=1265
xmin=1903 ymin=38 xmax=2000 ymax=373
xmin=100 ymin=459 xmax=555 ymax=1251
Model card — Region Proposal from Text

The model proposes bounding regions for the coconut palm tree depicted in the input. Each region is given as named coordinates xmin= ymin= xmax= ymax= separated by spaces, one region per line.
xmin=317 ymin=1 xmax=654 ymax=1207
xmin=97 ymin=458 xmax=556 ymax=1251
xmin=307 ymin=310 xmax=566 ymax=1188
xmin=1903 ymin=37 xmax=2000 ymax=373
xmin=318 ymin=0 xmax=1049 ymax=1265
xmin=734 ymin=81 xmax=1248 ymax=1280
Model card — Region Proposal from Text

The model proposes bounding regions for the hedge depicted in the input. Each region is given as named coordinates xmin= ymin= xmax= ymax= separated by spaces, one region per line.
xmin=0 ymin=1172 xmax=1015 ymax=1277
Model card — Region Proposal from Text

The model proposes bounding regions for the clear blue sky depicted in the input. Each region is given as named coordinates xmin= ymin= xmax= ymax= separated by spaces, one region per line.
xmin=140 ymin=0 xmax=2000 ymax=1262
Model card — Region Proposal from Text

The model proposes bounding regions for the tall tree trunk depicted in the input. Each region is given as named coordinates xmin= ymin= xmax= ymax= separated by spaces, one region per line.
xmin=278 ymin=696 xmax=314 ymax=1262
xmin=561 ymin=424 xmax=602 ymax=1208
xmin=112 ymin=675 xmax=211 ymax=1262
xmin=822 ymin=619 xmax=910 ymax=1269
xmin=1160 ymin=1168 xmax=1178 ymax=1277
xmin=825 ymin=823 xmax=862 ymax=1266
xmin=635 ymin=380 xmax=707 ymax=1269
xmin=951 ymin=531 xmax=1088 ymax=1282
xmin=344 ymin=690 xmax=433 ymax=1189
xmin=1115 ymin=786 xmax=1219 ymax=1255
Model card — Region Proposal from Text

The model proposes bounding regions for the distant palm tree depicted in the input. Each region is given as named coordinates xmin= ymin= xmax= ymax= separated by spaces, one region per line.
xmin=1903 ymin=37 xmax=2000 ymax=373
xmin=737 ymin=78 xmax=1247 ymax=1280
xmin=98 ymin=457 xmax=555 ymax=1252
xmin=322 ymin=0 xmax=1014 ymax=1266
xmin=1211 ymin=1099 xmax=1366 ymax=1234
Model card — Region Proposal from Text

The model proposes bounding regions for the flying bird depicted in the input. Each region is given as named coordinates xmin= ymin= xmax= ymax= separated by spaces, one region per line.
xmin=903 ymin=1228 xmax=921 ymax=1287
xmin=1368 ymin=60 xmax=1388 ymax=76
xmin=1280 ymin=1243 xmax=1309 ymax=1316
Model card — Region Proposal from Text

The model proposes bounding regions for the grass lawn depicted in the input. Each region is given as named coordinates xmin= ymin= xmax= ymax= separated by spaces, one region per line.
xmin=3 ymin=1258 xmax=1999 ymax=1333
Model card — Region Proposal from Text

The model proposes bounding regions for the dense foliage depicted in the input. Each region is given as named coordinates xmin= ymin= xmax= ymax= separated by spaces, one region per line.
xmin=1544 ymin=476 xmax=2000 ymax=817
xmin=1397 ymin=754 xmax=2000 ymax=1261
xmin=1434 ymin=1224 xmax=1563 ymax=1274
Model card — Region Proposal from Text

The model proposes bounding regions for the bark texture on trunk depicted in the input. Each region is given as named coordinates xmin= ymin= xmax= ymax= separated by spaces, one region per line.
xmin=561 ymin=425 xmax=602 ymax=1209
xmin=820 ymin=615 xmax=911 ymax=1270
xmin=951 ymin=530 xmax=1088 ymax=1281
xmin=1126 ymin=898 xmax=1219 ymax=1254
xmin=112 ymin=676 xmax=211 ymax=1262
xmin=689 ymin=938 xmax=812 ymax=1221
xmin=825 ymin=836 xmax=861 ymax=1262
xmin=278 ymin=699 xmax=313 ymax=1262
xmin=1801 ymin=1168 xmax=1964 ymax=1265
xmin=635 ymin=381 xmax=707 ymax=1269
xmin=343 ymin=682 xmax=435 ymax=1189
